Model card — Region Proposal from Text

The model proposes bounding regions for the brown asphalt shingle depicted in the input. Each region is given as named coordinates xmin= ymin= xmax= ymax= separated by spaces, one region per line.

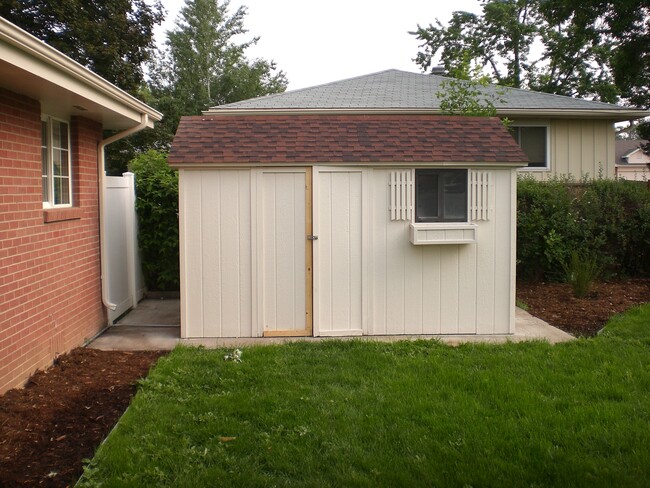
xmin=168 ymin=114 xmax=529 ymax=166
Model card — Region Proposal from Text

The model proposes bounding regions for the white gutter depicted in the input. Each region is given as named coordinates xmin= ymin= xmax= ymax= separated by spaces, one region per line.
xmin=97 ymin=114 xmax=149 ymax=314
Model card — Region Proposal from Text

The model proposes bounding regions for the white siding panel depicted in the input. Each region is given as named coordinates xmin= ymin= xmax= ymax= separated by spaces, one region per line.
xmin=200 ymin=172 xmax=222 ymax=337
xmin=180 ymin=170 xmax=203 ymax=338
xmin=315 ymin=169 xmax=363 ymax=334
xmin=369 ymin=168 xmax=514 ymax=336
xmin=261 ymin=171 xmax=306 ymax=333
xmin=179 ymin=169 xmax=253 ymax=338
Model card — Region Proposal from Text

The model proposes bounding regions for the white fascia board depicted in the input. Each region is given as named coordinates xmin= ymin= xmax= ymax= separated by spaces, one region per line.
xmin=167 ymin=161 xmax=527 ymax=170
xmin=0 ymin=18 xmax=161 ymax=127
xmin=204 ymin=107 xmax=649 ymax=122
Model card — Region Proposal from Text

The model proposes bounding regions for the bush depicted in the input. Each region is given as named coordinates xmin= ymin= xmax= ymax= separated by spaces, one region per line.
xmin=129 ymin=150 xmax=179 ymax=291
xmin=517 ymin=176 xmax=650 ymax=281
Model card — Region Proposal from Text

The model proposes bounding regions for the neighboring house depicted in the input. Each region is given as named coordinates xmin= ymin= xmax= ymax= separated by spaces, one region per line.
xmin=615 ymin=139 xmax=650 ymax=181
xmin=199 ymin=70 xmax=647 ymax=179
xmin=0 ymin=18 xmax=161 ymax=394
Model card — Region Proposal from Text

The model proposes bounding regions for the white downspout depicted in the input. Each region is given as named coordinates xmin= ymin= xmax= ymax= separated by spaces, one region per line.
xmin=97 ymin=113 xmax=149 ymax=316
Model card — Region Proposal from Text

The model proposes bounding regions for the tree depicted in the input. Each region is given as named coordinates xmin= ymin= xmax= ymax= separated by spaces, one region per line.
xmin=411 ymin=0 xmax=620 ymax=103
xmin=107 ymin=0 xmax=288 ymax=174
xmin=540 ymin=0 xmax=650 ymax=109
xmin=0 ymin=0 xmax=164 ymax=93
xmin=161 ymin=0 xmax=287 ymax=116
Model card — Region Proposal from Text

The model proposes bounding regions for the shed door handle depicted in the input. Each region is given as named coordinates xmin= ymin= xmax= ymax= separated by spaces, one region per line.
xmin=307 ymin=235 xmax=318 ymax=240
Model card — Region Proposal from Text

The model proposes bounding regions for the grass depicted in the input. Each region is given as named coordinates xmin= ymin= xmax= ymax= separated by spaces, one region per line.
xmin=79 ymin=305 xmax=650 ymax=487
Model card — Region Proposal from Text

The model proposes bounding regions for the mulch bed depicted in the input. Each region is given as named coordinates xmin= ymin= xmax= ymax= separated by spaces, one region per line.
xmin=1 ymin=280 xmax=648 ymax=487
xmin=517 ymin=279 xmax=650 ymax=337
xmin=0 ymin=349 xmax=165 ymax=487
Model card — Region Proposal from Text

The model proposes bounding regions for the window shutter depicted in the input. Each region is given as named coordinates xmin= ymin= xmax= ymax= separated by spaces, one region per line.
xmin=470 ymin=170 xmax=493 ymax=221
xmin=389 ymin=169 xmax=414 ymax=221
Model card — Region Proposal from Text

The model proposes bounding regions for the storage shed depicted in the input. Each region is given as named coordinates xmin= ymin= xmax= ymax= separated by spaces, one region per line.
xmin=169 ymin=113 xmax=528 ymax=338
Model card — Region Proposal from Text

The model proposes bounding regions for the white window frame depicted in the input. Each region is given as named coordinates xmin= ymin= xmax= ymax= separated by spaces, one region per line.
xmin=510 ymin=122 xmax=551 ymax=172
xmin=41 ymin=116 xmax=72 ymax=208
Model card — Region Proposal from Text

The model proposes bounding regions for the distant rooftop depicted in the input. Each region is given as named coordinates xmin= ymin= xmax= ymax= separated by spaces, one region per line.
xmin=207 ymin=69 xmax=646 ymax=120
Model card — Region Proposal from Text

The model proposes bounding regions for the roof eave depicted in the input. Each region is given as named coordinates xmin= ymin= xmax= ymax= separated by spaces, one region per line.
xmin=0 ymin=17 xmax=162 ymax=127
xmin=168 ymin=160 xmax=528 ymax=169
xmin=204 ymin=107 xmax=649 ymax=121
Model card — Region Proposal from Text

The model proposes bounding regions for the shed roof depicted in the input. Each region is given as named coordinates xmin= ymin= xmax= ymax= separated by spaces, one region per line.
xmin=169 ymin=114 xmax=529 ymax=166
xmin=206 ymin=70 xmax=647 ymax=121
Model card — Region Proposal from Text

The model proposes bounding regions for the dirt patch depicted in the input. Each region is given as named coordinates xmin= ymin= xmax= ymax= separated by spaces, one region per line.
xmin=0 ymin=348 xmax=165 ymax=487
xmin=517 ymin=279 xmax=650 ymax=337
xmin=1 ymin=280 xmax=649 ymax=487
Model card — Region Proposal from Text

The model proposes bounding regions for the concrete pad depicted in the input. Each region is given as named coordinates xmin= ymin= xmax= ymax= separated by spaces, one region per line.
xmin=88 ymin=305 xmax=574 ymax=351
xmin=89 ymin=326 xmax=180 ymax=351
xmin=115 ymin=298 xmax=180 ymax=327
xmin=514 ymin=307 xmax=575 ymax=344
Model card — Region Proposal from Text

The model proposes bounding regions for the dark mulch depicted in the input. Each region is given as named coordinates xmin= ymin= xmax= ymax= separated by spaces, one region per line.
xmin=517 ymin=279 xmax=650 ymax=337
xmin=1 ymin=280 xmax=649 ymax=487
xmin=0 ymin=349 xmax=165 ymax=487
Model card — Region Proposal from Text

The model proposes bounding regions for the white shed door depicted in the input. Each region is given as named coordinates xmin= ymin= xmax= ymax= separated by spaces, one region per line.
xmin=313 ymin=169 xmax=363 ymax=336
xmin=260 ymin=168 xmax=313 ymax=337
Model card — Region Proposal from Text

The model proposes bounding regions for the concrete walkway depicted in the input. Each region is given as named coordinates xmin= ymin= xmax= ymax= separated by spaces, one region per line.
xmin=88 ymin=299 xmax=574 ymax=351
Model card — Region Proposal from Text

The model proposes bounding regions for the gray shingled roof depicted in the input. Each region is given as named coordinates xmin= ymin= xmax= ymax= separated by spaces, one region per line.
xmin=207 ymin=69 xmax=646 ymax=119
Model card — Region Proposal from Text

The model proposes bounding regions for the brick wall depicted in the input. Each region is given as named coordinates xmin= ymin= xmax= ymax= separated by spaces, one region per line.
xmin=0 ymin=88 xmax=106 ymax=394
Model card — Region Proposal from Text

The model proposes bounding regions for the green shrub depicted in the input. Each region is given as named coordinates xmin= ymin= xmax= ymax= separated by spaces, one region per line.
xmin=517 ymin=177 xmax=650 ymax=281
xmin=130 ymin=150 xmax=179 ymax=291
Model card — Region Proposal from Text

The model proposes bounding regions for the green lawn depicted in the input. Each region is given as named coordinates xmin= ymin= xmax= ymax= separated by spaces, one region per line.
xmin=79 ymin=305 xmax=650 ymax=487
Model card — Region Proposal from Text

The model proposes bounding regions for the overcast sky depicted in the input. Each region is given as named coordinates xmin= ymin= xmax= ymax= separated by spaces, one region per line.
xmin=157 ymin=0 xmax=481 ymax=90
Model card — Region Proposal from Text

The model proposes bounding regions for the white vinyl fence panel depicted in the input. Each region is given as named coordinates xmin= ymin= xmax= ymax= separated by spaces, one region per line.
xmin=104 ymin=172 xmax=144 ymax=323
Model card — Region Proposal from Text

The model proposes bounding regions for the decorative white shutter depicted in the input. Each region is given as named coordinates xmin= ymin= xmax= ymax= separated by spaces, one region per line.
xmin=470 ymin=170 xmax=493 ymax=221
xmin=388 ymin=169 xmax=414 ymax=221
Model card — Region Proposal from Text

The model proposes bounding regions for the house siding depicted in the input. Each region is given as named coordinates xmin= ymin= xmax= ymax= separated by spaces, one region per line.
xmin=520 ymin=119 xmax=615 ymax=180
xmin=0 ymin=88 xmax=105 ymax=394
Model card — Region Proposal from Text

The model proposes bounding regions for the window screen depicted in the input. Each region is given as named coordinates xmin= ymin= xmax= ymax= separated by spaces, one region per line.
xmin=510 ymin=126 xmax=547 ymax=168
xmin=415 ymin=169 xmax=468 ymax=223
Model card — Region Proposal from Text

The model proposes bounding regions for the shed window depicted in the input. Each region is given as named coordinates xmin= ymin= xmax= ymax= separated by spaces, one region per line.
xmin=510 ymin=126 xmax=548 ymax=169
xmin=415 ymin=169 xmax=468 ymax=223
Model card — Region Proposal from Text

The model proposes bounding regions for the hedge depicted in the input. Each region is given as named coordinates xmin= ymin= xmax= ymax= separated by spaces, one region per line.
xmin=517 ymin=175 xmax=650 ymax=281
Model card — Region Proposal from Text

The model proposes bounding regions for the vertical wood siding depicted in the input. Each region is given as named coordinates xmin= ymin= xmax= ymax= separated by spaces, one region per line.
xmin=313 ymin=169 xmax=363 ymax=335
xmin=260 ymin=170 xmax=306 ymax=333
xmin=524 ymin=119 xmax=615 ymax=180
xmin=179 ymin=170 xmax=252 ymax=338
xmin=370 ymin=168 xmax=513 ymax=335
xmin=179 ymin=165 xmax=515 ymax=338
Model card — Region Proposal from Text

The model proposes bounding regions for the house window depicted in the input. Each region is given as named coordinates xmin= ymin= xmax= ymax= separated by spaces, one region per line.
xmin=415 ymin=169 xmax=468 ymax=223
xmin=510 ymin=126 xmax=548 ymax=169
xmin=41 ymin=117 xmax=71 ymax=207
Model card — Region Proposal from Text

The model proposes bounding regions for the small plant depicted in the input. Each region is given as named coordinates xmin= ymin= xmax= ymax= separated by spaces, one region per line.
xmin=562 ymin=251 xmax=600 ymax=298
xmin=515 ymin=299 xmax=529 ymax=311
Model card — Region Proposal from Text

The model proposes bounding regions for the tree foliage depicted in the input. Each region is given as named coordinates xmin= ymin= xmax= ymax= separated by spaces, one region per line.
xmin=152 ymin=0 xmax=287 ymax=138
xmin=109 ymin=0 xmax=288 ymax=173
xmin=0 ymin=0 xmax=164 ymax=93
xmin=412 ymin=0 xmax=649 ymax=106
xmin=129 ymin=150 xmax=179 ymax=291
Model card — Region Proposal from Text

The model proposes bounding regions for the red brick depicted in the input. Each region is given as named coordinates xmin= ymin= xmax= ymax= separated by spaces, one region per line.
xmin=0 ymin=89 xmax=106 ymax=394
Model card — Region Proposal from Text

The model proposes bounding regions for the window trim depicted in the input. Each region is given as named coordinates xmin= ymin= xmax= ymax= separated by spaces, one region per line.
xmin=510 ymin=122 xmax=551 ymax=172
xmin=414 ymin=168 xmax=469 ymax=224
xmin=41 ymin=115 xmax=72 ymax=209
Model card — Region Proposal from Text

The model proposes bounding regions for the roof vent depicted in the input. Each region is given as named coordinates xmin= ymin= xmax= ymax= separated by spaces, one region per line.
xmin=430 ymin=66 xmax=446 ymax=76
